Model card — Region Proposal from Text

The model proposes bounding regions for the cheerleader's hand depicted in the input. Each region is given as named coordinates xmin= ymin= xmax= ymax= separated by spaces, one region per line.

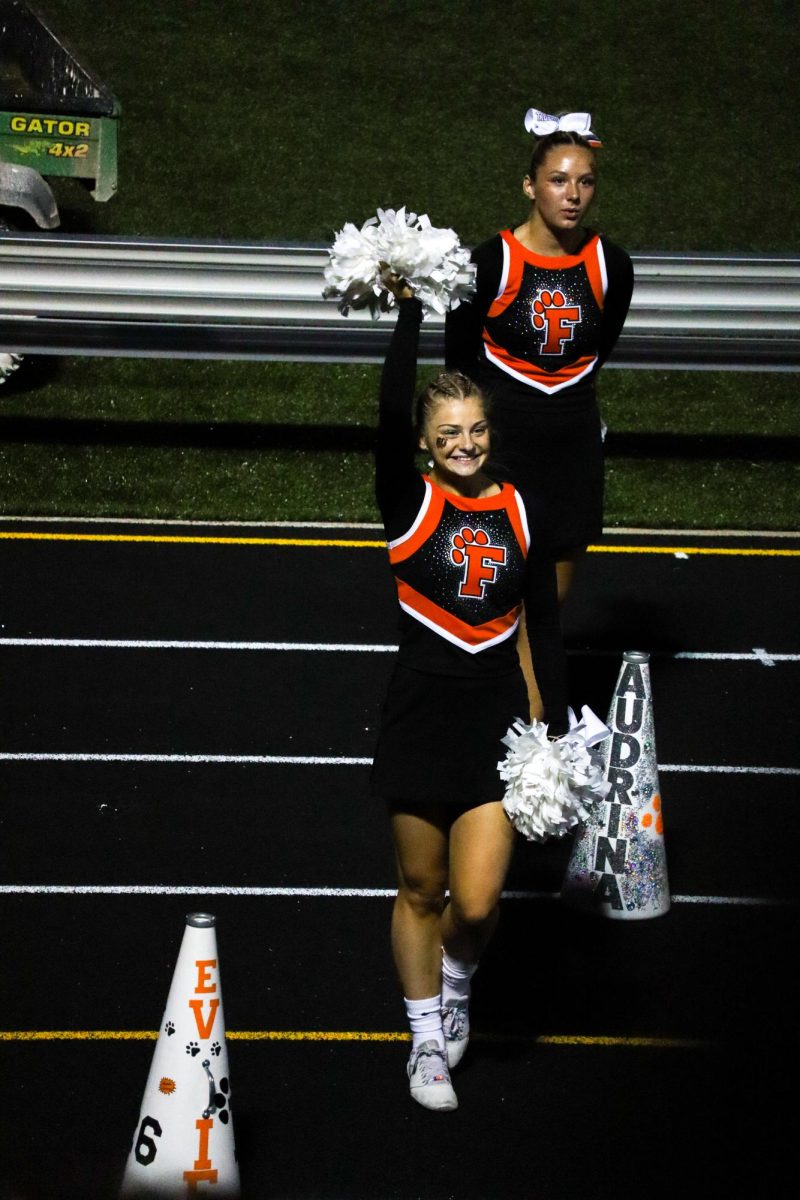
xmin=379 ymin=263 xmax=414 ymax=302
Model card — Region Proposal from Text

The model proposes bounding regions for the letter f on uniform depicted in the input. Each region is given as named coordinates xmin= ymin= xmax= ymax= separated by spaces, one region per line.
xmin=459 ymin=543 xmax=506 ymax=598
xmin=531 ymin=290 xmax=581 ymax=354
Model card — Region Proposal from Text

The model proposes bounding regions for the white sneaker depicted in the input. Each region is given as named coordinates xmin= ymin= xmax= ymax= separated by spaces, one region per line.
xmin=406 ymin=1040 xmax=458 ymax=1111
xmin=442 ymin=998 xmax=470 ymax=1068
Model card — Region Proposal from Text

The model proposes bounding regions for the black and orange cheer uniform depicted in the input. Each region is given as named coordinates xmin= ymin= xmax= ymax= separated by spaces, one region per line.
xmin=445 ymin=229 xmax=633 ymax=550
xmin=371 ymin=298 xmax=568 ymax=807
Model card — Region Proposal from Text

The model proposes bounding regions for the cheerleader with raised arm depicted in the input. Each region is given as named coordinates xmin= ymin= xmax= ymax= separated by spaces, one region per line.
xmin=372 ymin=270 xmax=569 ymax=1110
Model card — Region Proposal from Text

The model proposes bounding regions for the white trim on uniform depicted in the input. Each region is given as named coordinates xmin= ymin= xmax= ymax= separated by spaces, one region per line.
xmin=511 ymin=487 xmax=531 ymax=551
xmin=387 ymin=479 xmax=433 ymax=552
xmin=596 ymin=237 xmax=609 ymax=296
xmin=496 ymin=237 xmax=511 ymax=301
xmin=397 ymin=600 xmax=521 ymax=655
xmin=484 ymin=345 xmax=599 ymax=394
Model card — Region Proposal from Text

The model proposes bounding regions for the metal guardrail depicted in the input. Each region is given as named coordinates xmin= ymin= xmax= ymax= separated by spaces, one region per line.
xmin=1 ymin=233 xmax=799 ymax=369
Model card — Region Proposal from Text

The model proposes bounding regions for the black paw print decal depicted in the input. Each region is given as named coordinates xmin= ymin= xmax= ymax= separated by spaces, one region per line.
xmin=185 ymin=1040 xmax=201 ymax=1057
xmin=214 ymin=1077 xmax=232 ymax=1125
xmin=210 ymin=1041 xmax=222 ymax=1056
xmin=201 ymin=1060 xmax=232 ymax=1123
xmin=164 ymin=1020 xmax=175 ymax=1036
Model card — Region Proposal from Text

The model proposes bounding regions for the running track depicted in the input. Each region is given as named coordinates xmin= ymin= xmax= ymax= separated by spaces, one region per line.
xmin=0 ymin=518 xmax=797 ymax=1199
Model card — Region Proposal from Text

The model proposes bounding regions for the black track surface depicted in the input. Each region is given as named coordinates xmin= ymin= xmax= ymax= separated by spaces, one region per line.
xmin=0 ymin=521 xmax=797 ymax=1199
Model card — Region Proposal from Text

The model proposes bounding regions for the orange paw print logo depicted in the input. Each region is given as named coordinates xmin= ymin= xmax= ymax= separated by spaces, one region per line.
xmin=450 ymin=526 xmax=506 ymax=597
xmin=530 ymin=289 xmax=581 ymax=354
xmin=531 ymin=289 xmax=568 ymax=331
xmin=450 ymin=527 xmax=489 ymax=566
xmin=641 ymin=793 xmax=664 ymax=835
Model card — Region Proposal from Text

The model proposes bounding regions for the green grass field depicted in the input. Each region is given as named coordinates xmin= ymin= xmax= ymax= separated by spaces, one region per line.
xmin=1 ymin=0 xmax=798 ymax=527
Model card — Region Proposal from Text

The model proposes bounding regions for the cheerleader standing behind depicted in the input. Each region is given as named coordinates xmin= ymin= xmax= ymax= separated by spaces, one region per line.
xmin=372 ymin=272 xmax=568 ymax=1111
xmin=446 ymin=110 xmax=633 ymax=712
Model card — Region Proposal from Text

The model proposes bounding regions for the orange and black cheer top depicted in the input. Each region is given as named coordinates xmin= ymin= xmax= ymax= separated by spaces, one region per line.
xmin=446 ymin=229 xmax=633 ymax=412
xmin=387 ymin=476 xmax=530 ymax=658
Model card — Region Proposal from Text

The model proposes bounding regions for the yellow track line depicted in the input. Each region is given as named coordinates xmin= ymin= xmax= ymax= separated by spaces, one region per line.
xmin=0 ymin=531 xmax=796 ymax=556
xmin=0 ymin=532 xmax=383 ymax=549
xmin=0 ymin=1029 xmax=708 ymax=1048
xmin=588 ymin=545 xmax=797 ymax=557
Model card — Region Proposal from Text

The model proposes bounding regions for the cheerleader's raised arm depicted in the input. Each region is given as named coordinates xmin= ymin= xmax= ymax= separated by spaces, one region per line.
xmin=374 ymin=289 xmax=427 ymax=536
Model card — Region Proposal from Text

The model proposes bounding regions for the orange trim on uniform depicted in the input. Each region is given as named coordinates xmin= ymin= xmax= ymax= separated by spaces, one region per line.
xmin=488 ymin=230 xmax=605 ymax=318
xmin=583 ymin=243 xmax=606 ymax=309
xmin=389 ymin=480 xmax=521 ymax=565
xmin=496 ymin=229 xmax=601 ymax=271
xmin=421 ymin=478 xmax=521 ymax=512
xmin=388 ymin=486 xmax=445 ymax=565
xmin=483 ymin=337 xmax=596 ymax=389
xmin=487 ymin=238 xmax=521 ymax=318
xmin=395 ymin=577 xmax=522 ymax=650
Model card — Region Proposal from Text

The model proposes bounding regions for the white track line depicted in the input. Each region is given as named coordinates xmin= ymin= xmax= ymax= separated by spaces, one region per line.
xmin=659 ymin=764 xmax=798 ymax=776
xmin=0 ymin=752 xmax=795 ymax=775
xmin=0 ymin=752 xmax=374 ymax=765
xmin=575 ymin=649 xmax=798 ymax=665
xmin=0 ymin=884 xmax=789 ymax=906
xmin=1 ymin=516 xmax=798 ymax=537
xmin=0 ymin=638 xmax=399 ymax=652
xmin=0 ymin=516 xmax=386 ymax=529
xmin=0 ymin=638 xmax=797 ymax=664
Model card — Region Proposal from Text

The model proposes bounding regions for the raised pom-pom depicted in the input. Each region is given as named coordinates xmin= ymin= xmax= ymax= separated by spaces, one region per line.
xmin=498 ymin=707 xmax=611 ymax=843
xmin=323 ymin=206 xmax=476 ymax=319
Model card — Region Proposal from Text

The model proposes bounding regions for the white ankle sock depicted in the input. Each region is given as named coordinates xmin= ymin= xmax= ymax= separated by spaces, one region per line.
xmin=404 ymin=994 xmax=445 ymax=1051
xmin=441 ymin=951 xmax=477 ymax=1006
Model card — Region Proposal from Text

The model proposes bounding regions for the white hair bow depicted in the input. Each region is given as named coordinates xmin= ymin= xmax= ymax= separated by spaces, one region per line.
xmin=524 ymin=108 xmax=602 ymax=147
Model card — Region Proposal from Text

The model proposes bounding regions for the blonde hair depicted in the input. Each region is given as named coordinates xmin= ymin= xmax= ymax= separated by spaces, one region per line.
xmin=415 ymin=371 xmax=489 ymax=432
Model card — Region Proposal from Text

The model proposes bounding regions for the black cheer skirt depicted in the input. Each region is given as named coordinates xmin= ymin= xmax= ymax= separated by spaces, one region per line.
xmin=371 ymin=663 xmax=529 ymax=808
xmin=488 ymin=399 xmax=604 ymax=552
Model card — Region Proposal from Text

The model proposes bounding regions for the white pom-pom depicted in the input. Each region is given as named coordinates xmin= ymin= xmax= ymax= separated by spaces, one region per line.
xmin=0 ymin=352 xmax=23 ymax=384
xmin=498 ymin=711 xmax=611 ymax=843
xmin=323 ymin=206 xmax=476 ymax=319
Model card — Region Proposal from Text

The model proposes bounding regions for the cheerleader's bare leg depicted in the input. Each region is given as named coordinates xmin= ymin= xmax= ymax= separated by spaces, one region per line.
xmin=390 ymin=807 xmax=450 ymax=999
xmin=390 ymin=806 xmax=459 ymax=1110
xmin=441 ymin=800 xmax=515 ymax=962
xmin=439 ymin=800 xmax=517 ymax=1067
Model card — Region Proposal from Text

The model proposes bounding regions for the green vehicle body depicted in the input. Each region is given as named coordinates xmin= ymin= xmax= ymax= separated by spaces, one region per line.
xmin=0 ymin=0 xmax=118 ymax=227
